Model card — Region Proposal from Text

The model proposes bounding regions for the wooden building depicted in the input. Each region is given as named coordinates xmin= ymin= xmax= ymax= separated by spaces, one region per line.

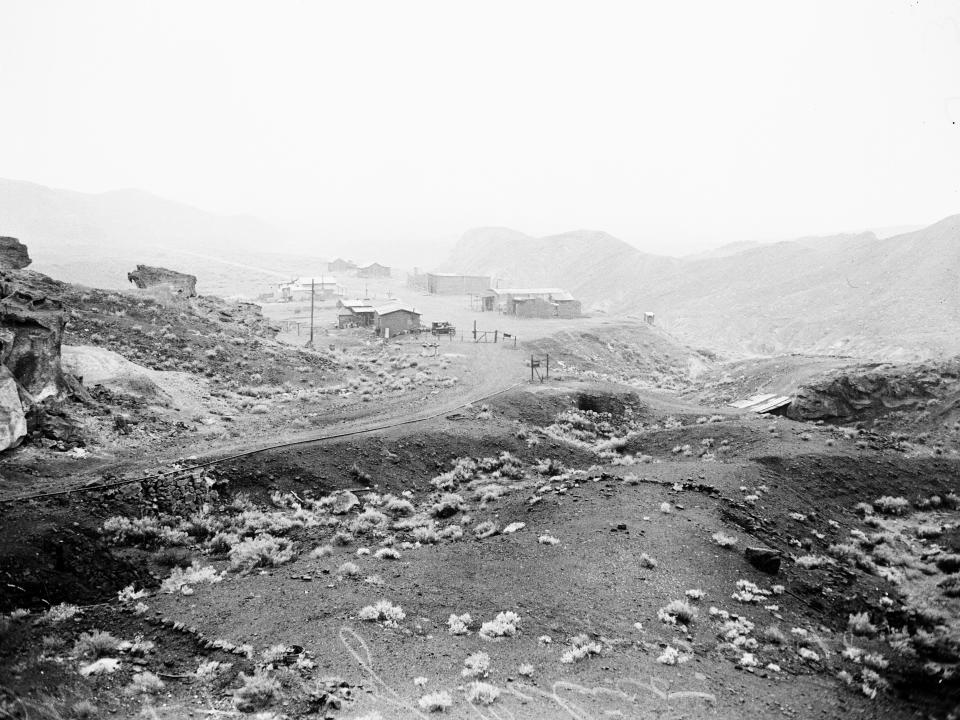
xmin=337 ymin=300 xmax=376 ymax=327
xmin=374 ymin=303 xmax=421 ymax=338
xmin=357 ymin=262 xmax=391 ymax=279
xmin=481 ymin=287 xmax=581 ymax=318
xmin=426 ymin=272 xmax=491 ymax=295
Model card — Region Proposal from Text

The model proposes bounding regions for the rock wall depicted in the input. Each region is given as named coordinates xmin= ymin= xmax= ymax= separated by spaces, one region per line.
xmin=127 ymin=265 xmax=197 ymax=297
xmin=0 ymin=237 xmax=31 ymax=270
xmin=0 ymin=287 xmax=67 ymax=402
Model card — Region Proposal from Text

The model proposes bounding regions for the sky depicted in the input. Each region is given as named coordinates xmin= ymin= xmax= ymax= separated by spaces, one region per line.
xmin=1 ymin=0 xmax=959 ymax=258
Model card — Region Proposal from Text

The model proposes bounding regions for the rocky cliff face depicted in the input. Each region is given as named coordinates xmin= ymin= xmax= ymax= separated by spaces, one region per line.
xmin=0 ymin=284 xmax=68 ymax=402
xmin=127 ymin=265 xmax=197 ymax=297
xmin=0 ymin=237 xmax=31 ymax=270
xmin=787 ymin=360 xmax=960 ymax=422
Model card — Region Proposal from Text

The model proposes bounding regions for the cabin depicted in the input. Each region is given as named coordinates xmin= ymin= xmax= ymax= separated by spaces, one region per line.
xmin=275 ymin=277 xmax=340 ymax=301
xmin=481 ymin=288 xmax=581 ymax=318
xmin=327 ymin=258 xmax=357 ymax=273
xmin=374 ymin=303 xmax=421 ymax=338
xmin=357 ymin=262 xmax=391 ymax=279
xmin=336 ymin=299 xmax=376 ymax=328
xmin=426 ymin=273 xmax=491 ymax=295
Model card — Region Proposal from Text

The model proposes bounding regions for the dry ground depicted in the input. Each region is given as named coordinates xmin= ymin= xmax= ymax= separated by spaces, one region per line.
xmin=3 ymin=381 xmax=959 ymax=719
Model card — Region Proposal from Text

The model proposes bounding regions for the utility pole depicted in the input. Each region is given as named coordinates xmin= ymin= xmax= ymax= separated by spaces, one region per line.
xmin=308 ymin=278 xmax=315 ymax=347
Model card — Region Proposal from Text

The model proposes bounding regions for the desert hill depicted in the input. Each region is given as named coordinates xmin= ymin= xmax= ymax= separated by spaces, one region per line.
xmin=0 ymin=178 xmax=312 ymax=296
xmin=441 ymin=217 xmax=960 ymax=360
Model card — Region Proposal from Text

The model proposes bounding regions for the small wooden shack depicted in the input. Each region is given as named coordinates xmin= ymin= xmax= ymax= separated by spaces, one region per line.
xmin=373 ymin=303 xmax=421 ymax=338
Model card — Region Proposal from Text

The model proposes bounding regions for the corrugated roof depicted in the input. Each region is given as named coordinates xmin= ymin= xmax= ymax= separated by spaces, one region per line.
xmin=491 ymin=288 xmax=575 ymax=301
xmin=343 ymin=305 xmax=375 ymax=314
xmin=339 ymin=300 xmax=375 ymax=311
xmin=730 ymin=393 xmax=792 ymax=413
xmin=373 ymin=302 xmax=420 ymax=316
xmin=287 ymin=277 xmax=338 ymax=286
xmin=426 ymin=272 xmax=490 ymax=278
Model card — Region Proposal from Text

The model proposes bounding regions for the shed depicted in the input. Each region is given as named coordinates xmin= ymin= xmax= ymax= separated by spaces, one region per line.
xmin=337 ymin=299 xmax=376 ymax=328
xmin=373 ymin=303 xmax=421 ymax=338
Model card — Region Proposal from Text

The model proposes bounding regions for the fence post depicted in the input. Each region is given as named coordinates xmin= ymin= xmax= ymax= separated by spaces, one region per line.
xmin=473 ymin=320 xmax=477 ymax=341
xmin=494 ymin=330 xmax=498 ymax=343
xmin=546 ymin=354 xmax=550 ymax=379
xmin=530 ymin=355 xmax=534 ymax=382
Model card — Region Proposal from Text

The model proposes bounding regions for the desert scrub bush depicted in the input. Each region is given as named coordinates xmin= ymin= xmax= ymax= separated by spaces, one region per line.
xmin=418 ymin=690 xmax=453 ymax=712
xmin=474 ymin=520 xmax=498 ymax=539
xmin=762 ymin=626 xmax=787 ymax=644
xmin=795 ymin=555 xmax=830 ymax=569
xmin=234 ymin=671 xmax=281 ymax=712
xmin=102 ymin=515 xmax=187 ymax=547
xmin=74 ymin=630 xmax=121 ymax=658
xmin=534 ymin=457 xmax=567 ymax=476
xmin=161 ymin=561 xmax=224 ymax=593
xmin=430 ymin=493 xmax=465 ymax=518
xmin=848 ymin=612 xmax=878 ymax=637
xmin=383 ymin=496 xmax=415 ymax=517
xmin=432 ymin=457 xmax=480 ymax=489
xmin=711 ymin=532 xmax=737 ymax=548
xmin=374 ymin=547 xmax=400 ymax=560
xmin=658 ymin=599 xmax=697 ymax=625
xmin=465 ymin=681 xmax=500 ymax=705
xmin=438 ymin=524 xmax=463 ymax=540
xmin=229 ymin=534 xmax=295 ymax=573
xmin=358 ymin=600 xmax=406 ymax=626
xmin=479 ymin=611 xmax=521 ymax=640
xmin=338 ymin=561 xmax=361 ymax=578
xmin=448 ymin=613 xmax=472 ymax=635
xmin=38 ymin=603 xmax=80 ymax=625
xmin=206 ymin=531 xmax=241 ymax=555
xmin=462 ymin=651 xmax=490 ymax=678
xmin=126 ymin=671 xmax=165 ymax=695
xmin=349 ymin=508 xmax=390 ymax=536
xmin=412 ymin=525 xmax=440 ymax=544
xmin=319 ymin=489 xmax=360 ymax=515
xmin=657 ymin=646 xmax=691 ymax=665
xmin=350 ymin=463 xmax=373 ymax=484
xmin=874 ymin=496 xmax=910 ymax=515
xmin=560 ymin=634 xmax=603 ymax=664
xmin=310 ymin=544 xmax=333 ymax=559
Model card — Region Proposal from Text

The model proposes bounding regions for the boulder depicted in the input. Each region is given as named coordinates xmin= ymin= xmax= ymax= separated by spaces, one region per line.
xmin=744 ymin=546 xmax=781 ymax=575
xmin=0 ymin=289 xmax=67 ymax=401
xmin=127 ymin=265 xmax=197 ymax=297
xmin=0 ymin=237 xmax=31 ymax=270
xmin=0 ymin=365 xmax=27 ymax=451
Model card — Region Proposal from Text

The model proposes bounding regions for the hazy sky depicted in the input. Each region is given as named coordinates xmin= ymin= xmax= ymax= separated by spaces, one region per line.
xmin=2 ymin=0 xmax=959 ymax=256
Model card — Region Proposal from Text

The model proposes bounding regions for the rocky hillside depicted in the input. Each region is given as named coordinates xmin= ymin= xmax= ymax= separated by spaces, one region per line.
xmin=441 ymin=217 xmax=960 ymax=361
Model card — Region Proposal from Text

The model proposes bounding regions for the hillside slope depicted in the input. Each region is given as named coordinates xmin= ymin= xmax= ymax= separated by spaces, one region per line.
xmin=441 ymin=218 xmax=960 ymax=360
xmin=0 ymin=178 xmax=299 ymax=295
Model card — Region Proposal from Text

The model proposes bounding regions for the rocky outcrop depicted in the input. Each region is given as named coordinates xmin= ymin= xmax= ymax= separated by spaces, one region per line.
xmin=786 ymin=361 xmax=958 ymax=422
xmin=0 ymin=237 xmax=31 ymax=270
xmin=0 ymin=288 xmax=67 ymax=402
xmin=0 ymin=366 xmax=27 ymax=450
xmin=127 ymin=265 xmax=197 ymax=297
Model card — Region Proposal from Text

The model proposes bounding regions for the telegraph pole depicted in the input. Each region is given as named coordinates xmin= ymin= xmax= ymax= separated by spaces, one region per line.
xmin=308 ymin=278 xmax=315 ymax=347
